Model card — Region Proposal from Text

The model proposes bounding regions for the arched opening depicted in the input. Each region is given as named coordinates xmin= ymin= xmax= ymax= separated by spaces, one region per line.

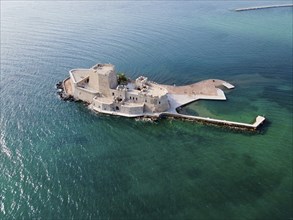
xmin=116 ymin=106 xmax=120 ymax=111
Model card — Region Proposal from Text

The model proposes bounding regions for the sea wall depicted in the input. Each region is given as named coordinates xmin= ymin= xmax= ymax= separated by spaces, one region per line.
xmin=74 ymin=87 xmax=97 ymax=103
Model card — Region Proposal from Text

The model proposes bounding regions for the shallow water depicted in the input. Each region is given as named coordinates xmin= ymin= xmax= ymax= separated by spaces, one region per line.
xmin=1 ymin=1 xmax=292 ymax=219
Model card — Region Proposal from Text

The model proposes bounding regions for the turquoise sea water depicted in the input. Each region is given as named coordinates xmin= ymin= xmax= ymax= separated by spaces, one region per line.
xmin=1 ymin=1 xmax=292 ymax=219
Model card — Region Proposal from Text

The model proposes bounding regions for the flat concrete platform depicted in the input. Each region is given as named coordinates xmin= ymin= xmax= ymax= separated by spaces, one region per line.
xmin=162 ymin=79 xmax=234 ymax=113
xmin=159 ymin=79 xmax=233 ymax=96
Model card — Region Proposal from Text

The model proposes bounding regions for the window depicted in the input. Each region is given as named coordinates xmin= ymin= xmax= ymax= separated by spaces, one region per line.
xmin=145 ymin=100 xmax=147 ymax=103
xmin=116 ymin=106 xmax=119 ymax=111
xmin=159 ymin=101 xmax=161 ymax=104
xmin=112 ymin=92 xmax=114 ymax=96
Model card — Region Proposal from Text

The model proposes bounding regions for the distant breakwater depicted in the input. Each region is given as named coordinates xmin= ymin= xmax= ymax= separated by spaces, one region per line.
xmin=235 ymin=4 xmax=293 ymax=12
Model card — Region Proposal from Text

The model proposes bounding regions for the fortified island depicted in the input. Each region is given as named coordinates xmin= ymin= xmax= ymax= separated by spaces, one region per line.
xmin=58 ymin=63 xmax=265 ymax=131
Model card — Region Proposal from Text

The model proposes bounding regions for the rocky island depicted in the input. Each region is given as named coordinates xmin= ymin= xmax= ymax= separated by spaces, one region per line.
xmin=58 ymin=63 xmax=265 ymax=130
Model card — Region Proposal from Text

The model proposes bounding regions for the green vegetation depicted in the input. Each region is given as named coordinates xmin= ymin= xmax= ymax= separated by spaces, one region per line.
xmin=117 ymin=72 xmax=128 ymax=85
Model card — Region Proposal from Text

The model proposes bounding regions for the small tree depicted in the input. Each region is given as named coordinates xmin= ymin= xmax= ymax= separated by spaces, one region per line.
xmin=117 ymin=72 xmax=128 ymax=85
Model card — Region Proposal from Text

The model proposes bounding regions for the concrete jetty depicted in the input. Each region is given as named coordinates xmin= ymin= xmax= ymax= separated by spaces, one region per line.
xmin=235 ymin=4 xmax=293 ymax=12
xmin=160 ymin=113 xmax=265 ymax=131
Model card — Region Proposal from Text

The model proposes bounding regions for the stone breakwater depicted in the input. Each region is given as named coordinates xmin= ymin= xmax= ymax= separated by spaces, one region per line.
xmin=159 ymin=113 xmax=266 ymax=131
xmin=235 ymin=4 xmax=293 ymax=12
xmin=135 ymin=114 xmax=266 ymax=131
xmin=55 ymin=78 xmax=75 ymax=102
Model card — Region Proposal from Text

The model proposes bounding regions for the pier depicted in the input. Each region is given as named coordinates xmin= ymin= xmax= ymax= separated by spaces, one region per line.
xmin=161 ymin=113 xmax=265 ymax=131
xmin=235 ymin=4 xmax=293 ymax=12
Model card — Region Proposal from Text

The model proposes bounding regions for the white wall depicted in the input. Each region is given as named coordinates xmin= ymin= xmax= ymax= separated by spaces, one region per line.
xmin=121 ymin=105 xmax=143 ymax=115
xmin=74 ymin=87 xmax=96 ymax=103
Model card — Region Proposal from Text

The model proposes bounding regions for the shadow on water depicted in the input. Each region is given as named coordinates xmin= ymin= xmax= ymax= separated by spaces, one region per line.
xmin=261 ymin=85 xmax=293 ymax=113
xmin=186 ymin=167 xmax=203 ymax=179
xmin=176 ymin=119 xmax=266 ymax=135
xmin=242 ymin=153 xmax=257 ymax=167
xmin=257 ymin=118 xmax=271 ymax=135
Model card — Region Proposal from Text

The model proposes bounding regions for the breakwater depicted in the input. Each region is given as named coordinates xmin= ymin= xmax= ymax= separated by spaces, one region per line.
xmin=160 ymin=113 xmax=265 ymax=131
xmin=235 ymin=4 xmax=293 ymax=12
xmin=56 ymin=78 xmax=75 ymax=101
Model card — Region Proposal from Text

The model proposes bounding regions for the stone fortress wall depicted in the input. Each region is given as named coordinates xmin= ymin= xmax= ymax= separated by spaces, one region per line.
xmin=69 ymin=64 xmax=169 ymax=116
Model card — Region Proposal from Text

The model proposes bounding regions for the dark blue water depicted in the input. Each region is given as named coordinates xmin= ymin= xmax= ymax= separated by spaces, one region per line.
xmin=1 ymin=1 xmax=292 ymax=219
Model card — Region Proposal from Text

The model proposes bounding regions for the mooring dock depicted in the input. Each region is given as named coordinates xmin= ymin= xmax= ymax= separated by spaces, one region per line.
xmin=161 ymin=113 xmax=265 ymax=130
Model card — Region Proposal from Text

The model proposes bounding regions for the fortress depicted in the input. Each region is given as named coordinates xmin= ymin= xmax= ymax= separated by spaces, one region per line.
xmin=60 ymin=63 xmax=265 ymax=130
xmin=69 ymin=63 xmax=169 ymax=116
